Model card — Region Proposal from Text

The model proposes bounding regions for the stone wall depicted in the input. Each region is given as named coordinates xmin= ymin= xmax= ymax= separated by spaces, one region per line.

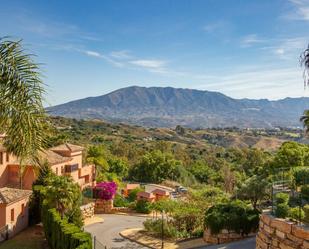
xmin=256 ymin=213 xmax=309 ymax=249
xmin=203 ymin=228 xmax=255 ymax=244
xmin=80 ymin=202 xmax=95 ymax=220
xmin=95 ymin=199 xmax=113 ymax=214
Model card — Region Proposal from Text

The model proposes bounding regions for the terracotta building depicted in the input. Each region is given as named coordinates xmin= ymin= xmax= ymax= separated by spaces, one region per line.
xmin=0 ymin=142 xmax=96 ymax=238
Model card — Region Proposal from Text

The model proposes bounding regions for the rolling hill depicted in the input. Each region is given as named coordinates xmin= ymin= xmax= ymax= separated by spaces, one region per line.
xmin=47 ymin=86 xmax=309 ymax=128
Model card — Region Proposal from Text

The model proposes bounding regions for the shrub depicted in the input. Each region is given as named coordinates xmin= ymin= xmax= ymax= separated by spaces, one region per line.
xmin=303 ymin=205 xmax=309 ymax=223
xmin=41 ymin=204 xmax=92 ymax=249
xmin=135 ymin=200 xmax=152 ymax=214
xmin=275 ymin=203 xmax=289 ymax=218
xmin=288 ymin=207 xmax=304 ymax=221
xmin=127 ymin=187 xmax=143 ymax=202
xmin=275 ymin=193 xmax=289 ymax=205
xmin=143 ymin=219 xmax=179 ymax=238
xmin=204 ymin=200 xmax=260 ymax=235
xmin=114 ymin=194 xmax=129 ymax=207
xmin=301 ymin=185 xmax=309 ymax=202
xmin=288 ymin=196 xmax=300 ymax=207
xmin=95 ymin=181 xmax=117 ymax=200
xmin=293 ymin=167 xmax=309 ymax=186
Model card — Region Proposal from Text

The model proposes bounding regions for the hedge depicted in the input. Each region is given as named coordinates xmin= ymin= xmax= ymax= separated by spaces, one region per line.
xmin=204 ymin=200 xmax=260 ymax=235
xmin=41 ymin=204 xmax=92 ymax=249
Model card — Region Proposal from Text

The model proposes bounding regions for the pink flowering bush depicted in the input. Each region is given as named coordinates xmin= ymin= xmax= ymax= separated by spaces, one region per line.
xmin=96 ymin=181 xmax=117 ymax=200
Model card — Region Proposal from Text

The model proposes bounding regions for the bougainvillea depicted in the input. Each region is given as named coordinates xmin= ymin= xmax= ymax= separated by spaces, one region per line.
xmin=96 ymin=181 xmax=117 ymax=200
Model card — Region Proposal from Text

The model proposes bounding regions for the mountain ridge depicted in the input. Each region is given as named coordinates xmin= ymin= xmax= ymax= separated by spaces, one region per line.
xmin=47 ymin=86 xmax=309 ymax=128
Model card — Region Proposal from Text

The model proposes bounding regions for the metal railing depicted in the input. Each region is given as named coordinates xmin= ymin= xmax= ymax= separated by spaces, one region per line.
xmin=93 ymin=236 xmax=107 ymax=249
xmin=0 ymin=225 xmax=8 ymax=243
xmin=271 ymin=167 xmax=309 ymax=225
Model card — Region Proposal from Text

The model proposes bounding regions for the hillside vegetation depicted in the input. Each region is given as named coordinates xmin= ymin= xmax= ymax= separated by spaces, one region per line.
xmin=47 ymin=86 xmax=309 ymax=128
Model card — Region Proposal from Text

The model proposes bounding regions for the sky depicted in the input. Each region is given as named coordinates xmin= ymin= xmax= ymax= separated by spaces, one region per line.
xmin=1 ymin=0 xmax=309 ymax=105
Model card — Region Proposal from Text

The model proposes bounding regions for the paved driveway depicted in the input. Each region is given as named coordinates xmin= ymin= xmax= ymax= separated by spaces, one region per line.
xmin=85 ymin=214 xmax=148 ymax=249
xmin=197 ymin=237 xmax=256 ymax=249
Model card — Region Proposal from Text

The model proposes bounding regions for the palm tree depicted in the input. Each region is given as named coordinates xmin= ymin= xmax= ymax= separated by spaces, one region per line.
xmin=0 ymin=38 xmax=48 ymax=188
xmin=301 ymin=43 xmax=309 ymax=87
xmin=300 ymin=110 xmax=309 ymax=133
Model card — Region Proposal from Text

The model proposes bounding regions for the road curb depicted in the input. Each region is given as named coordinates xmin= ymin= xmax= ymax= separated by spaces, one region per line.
xmin=119 ymin=230 xmax=154 ymax=249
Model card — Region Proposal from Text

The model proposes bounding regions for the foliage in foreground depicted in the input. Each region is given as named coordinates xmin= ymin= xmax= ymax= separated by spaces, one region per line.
xmin=42 ymin=205 xmax=92 ymax=249
xmin=204 ymin=201 xmax=260 ymax=235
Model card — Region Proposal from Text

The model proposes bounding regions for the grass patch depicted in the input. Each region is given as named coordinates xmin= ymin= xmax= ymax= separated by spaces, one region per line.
xmin=0 ymin=225 xmax=48 ymax=249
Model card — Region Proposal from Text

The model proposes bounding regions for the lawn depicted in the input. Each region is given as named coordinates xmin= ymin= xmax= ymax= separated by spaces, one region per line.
xmin=0 ymin=224 xmax=48 ymax=249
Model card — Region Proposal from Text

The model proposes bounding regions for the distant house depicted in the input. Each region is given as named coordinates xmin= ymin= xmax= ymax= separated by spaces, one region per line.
xmin=152 ymin=189 xmax=170 ymax=201
xmin=136 ymin=191 xmax=155 ymax=203
xmin=122 ymin=183 xmax=140 ymax=197
xmin=144 ymin=184 xmax=174 ymax=195
xmin=0 ymin=187 xmax=32 ymax=238
xmin=0 ymin=141 xmax=96 ymax=238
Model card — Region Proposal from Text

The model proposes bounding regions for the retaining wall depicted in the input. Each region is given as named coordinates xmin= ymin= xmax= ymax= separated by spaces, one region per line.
xmin=203 ymin=228 xmax=255 ymax=244
xmin=256 ymin=213 xmax=309 ymax=249
xmin=80 ymin=202 xmax=95 ymax=220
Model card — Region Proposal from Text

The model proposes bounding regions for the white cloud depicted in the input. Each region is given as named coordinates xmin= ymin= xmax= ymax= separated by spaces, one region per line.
xmin=286 ymin=0 xmax=309 ymax=21
xmin=260 ymin=37 xmax=307 ymax=59
xmin=275 ymin=48 xmax=285 ymax=55
xmin=241 ymin=34 xmax=265 ymax=47
xmin=110 ymin=50 xmax=132 ymax=59
xmin=85 ymin=50 xmax=102 ymax=58
xmin=194 ymin=66 xmax=307 ymax=100
xmin=130 ymin=59 xmax=166 ymax=69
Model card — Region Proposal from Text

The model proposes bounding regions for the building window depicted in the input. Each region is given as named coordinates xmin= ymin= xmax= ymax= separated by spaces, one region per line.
xmin=56 ymin=167 xmax=58 ymax=175
xmin=11 ymin=209 xmax=14 ymax=222
xmin=21 ymin=204 xmax=25 ymax=216
xmin=6 ymin=153 xmax=9 ymax=162
xmin=0 ymin=152 xmax=2 ymax=164
xmin=65 ymin=164 xmax=79 ymax=173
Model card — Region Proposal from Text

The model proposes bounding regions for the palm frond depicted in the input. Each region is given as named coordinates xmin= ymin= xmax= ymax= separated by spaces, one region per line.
xmin=0 ymin=38 xmax=48 ymax=163
xmin=301 ymin=43 xmax=309 ymax=87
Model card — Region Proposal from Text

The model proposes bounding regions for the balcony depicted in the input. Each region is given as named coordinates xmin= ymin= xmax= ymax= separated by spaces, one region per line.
xmin=79 ymin=164 xmax=94 ymax=178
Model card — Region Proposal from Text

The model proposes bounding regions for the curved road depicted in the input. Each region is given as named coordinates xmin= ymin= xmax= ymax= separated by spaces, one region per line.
xmin=85 ymin=214 xmax=256 ymax=249
xmin=198 ymin=237 xmax=255 ymax=249
xmin=85 ymin=214 xmax=148 ymax=249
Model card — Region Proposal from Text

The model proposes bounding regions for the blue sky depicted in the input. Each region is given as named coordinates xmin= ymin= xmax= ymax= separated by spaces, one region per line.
xmin=1 ymin=0 xmax=309 ymax=105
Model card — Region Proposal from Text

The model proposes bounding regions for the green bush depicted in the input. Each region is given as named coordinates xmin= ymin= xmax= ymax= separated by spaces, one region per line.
xmin=301 ymin=185 xmax=309 ymax=202
xmin=114 ymin=194 xmax=129 ymax=207
xmin=303 ymin=205 xmax=309 ymax=223
xmin=135 ymin=200 xmax=153 ymax=214
xmin=41 ymin=204 xmax=92 ymax=249
xmin=288 ymin=207 xmax=304 ymax=221
xmin=275 ymin=193 xmax=289 ymax=205
xmin=293 ymin=167 xmax=309 ymax=186
xmin=288 ymin=196 xmax=300 ymax=207
xmin=204 ymin=201 xmax=260 ymax=235
xmin=127 ymin=187 xmax=143 ymax=202
xmin=143 ymin=219 xmax=179 ymax=238
xmin=275 ymin=203 xmax=289 ymax=218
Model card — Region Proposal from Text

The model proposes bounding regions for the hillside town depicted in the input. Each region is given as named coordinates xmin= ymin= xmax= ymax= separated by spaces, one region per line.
xmin=1 ymin=1 xmax=309 ymax=249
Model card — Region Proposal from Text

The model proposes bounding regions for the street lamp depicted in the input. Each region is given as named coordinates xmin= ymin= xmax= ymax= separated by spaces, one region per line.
xmin=161 ymin=210 xmax=164 ymax=249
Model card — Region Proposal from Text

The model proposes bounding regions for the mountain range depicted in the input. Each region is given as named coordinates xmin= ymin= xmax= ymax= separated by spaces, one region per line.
xmin=47 ymin=86 xmax=309 ymax=128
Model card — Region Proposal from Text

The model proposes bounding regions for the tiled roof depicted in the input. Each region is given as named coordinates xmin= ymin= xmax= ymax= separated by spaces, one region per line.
xmin=40 ymin=150 xmax=72 ymax=165
xmin=50 ymin=143 xmax=84 ymax=152
xmin=152 ymin=189 xmax=169 ymax=196
xmin=8 ymin=149 xmax=72 ymax=166
xmin=137 ymin=191 xmax=155 ymax=198
xmin=126 ymin=184 xmax=140 ymax=190
xmin=0 ymin=187 xmax=32 ymax=204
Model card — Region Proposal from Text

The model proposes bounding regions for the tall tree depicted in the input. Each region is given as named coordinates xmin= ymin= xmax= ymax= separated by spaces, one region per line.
xmin=301 ymin=43 xmax=309 ymax=87
xmin=301 ymin=44 xmax=309 ymax=132
xmin=0 ymin=38 xmax=48 ymax=188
